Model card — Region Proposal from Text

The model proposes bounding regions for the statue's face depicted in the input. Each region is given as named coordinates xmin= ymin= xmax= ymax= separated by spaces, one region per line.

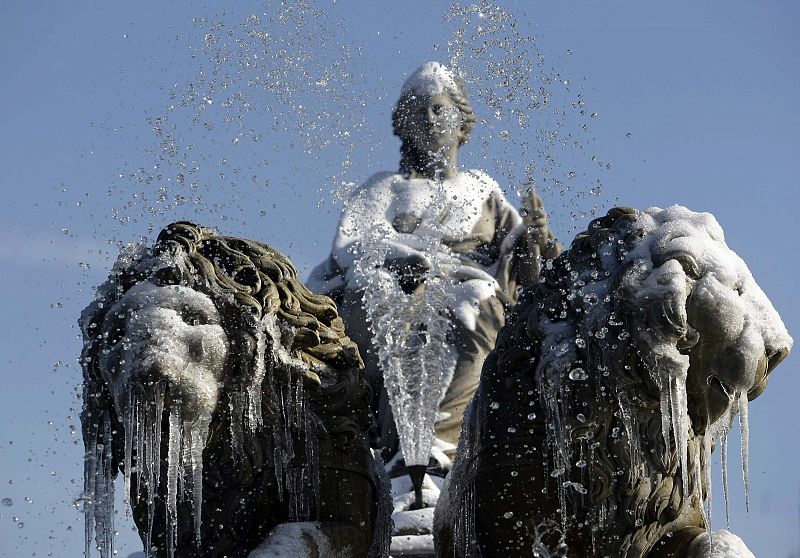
xmin=402 ymin=91 xmax=465 ymax=157
xmin=97 ymin=281 xmax=229 ymax=421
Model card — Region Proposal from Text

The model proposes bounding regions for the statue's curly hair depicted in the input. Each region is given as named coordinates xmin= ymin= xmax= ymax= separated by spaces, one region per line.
xmin=80 ymin=222 xmax=375 ymax=557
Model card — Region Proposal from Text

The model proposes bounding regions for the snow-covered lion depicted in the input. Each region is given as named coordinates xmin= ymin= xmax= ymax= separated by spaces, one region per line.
xmin=80 ymin=222 xmax=390 ymax=558
xmin=437 ymin=206 xmax=791 ymax=558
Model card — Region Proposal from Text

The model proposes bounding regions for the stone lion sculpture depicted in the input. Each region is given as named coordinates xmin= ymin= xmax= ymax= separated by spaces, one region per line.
xmin=80 ymin=222 xmax=391 ymax=558
xmin=436 ymin=206 xmax=792 ymax=558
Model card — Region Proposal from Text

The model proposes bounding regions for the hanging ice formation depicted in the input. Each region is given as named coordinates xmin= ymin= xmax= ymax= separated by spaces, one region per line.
xmin=353 ymin=178 xmax=458 ymax=468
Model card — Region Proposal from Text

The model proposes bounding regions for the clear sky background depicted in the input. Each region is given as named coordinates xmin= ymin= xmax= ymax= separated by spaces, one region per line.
xmin=1 ymin=1 xmax=798 ymax=556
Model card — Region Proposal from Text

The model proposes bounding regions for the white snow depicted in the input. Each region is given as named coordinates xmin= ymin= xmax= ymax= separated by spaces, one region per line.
xmin=99 ymin=281 xmax=228 ymax=424
xmin=687 ymin=530 xmax=755 ymax=558
xmin=248 ymin=522 xmax=339 ymax=558
xmin=400 ymin=61 xmax=460 ymax=97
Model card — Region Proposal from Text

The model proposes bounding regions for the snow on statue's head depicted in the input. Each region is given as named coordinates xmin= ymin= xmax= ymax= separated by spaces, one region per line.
xmin=392 ymin=62 xmax=476 ymax=172
xmin=442 ymin=206 xmax=792 ymax=558
xmin=80 ymin=221 xmax=370 ymax=557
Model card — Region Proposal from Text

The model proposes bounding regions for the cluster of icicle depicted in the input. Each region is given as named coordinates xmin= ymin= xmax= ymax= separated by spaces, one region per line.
xmin=83 ymin=289 xmax=315 ymax=557
xmin=352 ymin=178 xmax=457 ymax=468
xmin=82 ymin=400 xmax=117 ymax=558
xmin=120 ymin=384 xmax=210 ymax=556
xmin=228 ymin=314 xmax=319 ymax=523
xmin=532 ymin=206 xmax=765 ymax=533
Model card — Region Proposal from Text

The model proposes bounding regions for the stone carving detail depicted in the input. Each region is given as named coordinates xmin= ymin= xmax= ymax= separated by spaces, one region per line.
xmin=80 ymin=222 xmax=390 ymax=558
xmin=438 ymin=206 xmax=792 ymax=558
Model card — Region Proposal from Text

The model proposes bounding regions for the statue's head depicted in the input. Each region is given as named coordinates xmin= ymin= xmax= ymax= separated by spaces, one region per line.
xmin=392 ymin=62 xmax=476 ymax=174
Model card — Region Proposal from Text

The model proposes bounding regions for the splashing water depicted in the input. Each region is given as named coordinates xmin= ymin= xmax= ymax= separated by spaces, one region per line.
xmin=354 ymin=179 xmax=457 ymax=467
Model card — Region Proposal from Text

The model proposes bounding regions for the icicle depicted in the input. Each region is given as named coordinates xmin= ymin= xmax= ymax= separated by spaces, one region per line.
xmin=124 ymin=390 xmax=134 ymax=513
xmin=187 ymin=417 xmax=209 ymax=543
xmin=166 ymin=404 xmax=182 ymax=558
xmin=228 ymin=397 xmax=243 ymax=460
xmin=714 ymin=389 xmax=739 ymax=528
xmin=101 ymin=412 xmax=115 ymax=558
xmin=669 ymin=376 xmax=690 ymax=497
xmin=738 ymin=390 xmax=750 ymax=512
xmin=84 ymin=409 xmax=115 ymax=558
xmin=247 ymin=317 xmax=270 ymax=431
xmin=658 ymin=388 xmax=672 ymax=467
xmin=82 ymin=410 xmax=116 ymax=558
xmin=83 ymin=414 xmax=98 ymax=558
xmin=720 ymin=430 xmax=730 ymax=526
xmin=617 ymin=393 xmax=641 ymax=475
xmin=702 ymin=429 xmax=712 ymax=533
xmin=153 ymin=383 xmax=165 ymax=501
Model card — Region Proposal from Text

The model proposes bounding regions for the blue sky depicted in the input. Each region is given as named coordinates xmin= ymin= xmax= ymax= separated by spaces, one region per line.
xmin=1 ymin=1 xmax=798 ymax=556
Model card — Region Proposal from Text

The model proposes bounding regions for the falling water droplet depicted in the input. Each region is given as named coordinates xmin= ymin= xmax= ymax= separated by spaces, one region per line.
xmin=569 ymin=368 xmax=588 ymax=381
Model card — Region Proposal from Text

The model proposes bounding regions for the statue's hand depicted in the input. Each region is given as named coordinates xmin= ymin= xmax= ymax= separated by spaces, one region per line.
xmin=521 ymin=188 xmax=551 ymax=247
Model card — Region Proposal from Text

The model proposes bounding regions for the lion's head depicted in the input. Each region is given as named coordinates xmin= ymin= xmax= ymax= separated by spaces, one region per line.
xmin=80 ymin=222 xmax=379 ymax=557
xmin=445 ymin=206 xmax=791 ymax=558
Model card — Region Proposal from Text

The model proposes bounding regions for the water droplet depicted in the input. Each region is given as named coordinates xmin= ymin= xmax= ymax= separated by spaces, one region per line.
xmin=1 ymin=498 xmax=12 ymax=506
xmin=527 ymin=413 xmax=536 ymax=420
xmin=569 ymin=368 xmax=588 ymax=381
xmin=489 ymin=401 xmax=500 ymax=410
xmin=576 ymin=413 xmax=586 ymax=422
xmin=562 ymin=481 xmax=587 ymax=494
xmin=503 ymin=511 xmax=514 ymax=518
xmin=575 ymin=338 xmax=586 ymax=349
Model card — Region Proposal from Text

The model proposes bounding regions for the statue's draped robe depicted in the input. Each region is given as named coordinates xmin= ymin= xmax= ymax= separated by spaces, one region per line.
xmin=308 ymin=170 xmax=559 ymax=455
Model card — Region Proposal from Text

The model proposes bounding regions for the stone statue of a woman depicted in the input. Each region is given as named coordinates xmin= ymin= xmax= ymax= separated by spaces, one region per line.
xmin=309 ymin=62 xmax=561 ymax=467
